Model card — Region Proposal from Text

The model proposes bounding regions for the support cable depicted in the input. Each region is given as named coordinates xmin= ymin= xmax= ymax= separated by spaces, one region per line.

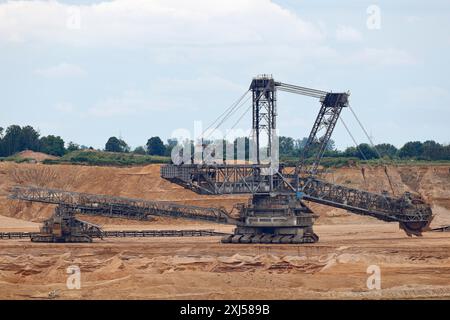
xmin=339 ymin=116 xmax=368 ymax=161
xmin=277 ymin=87 xmax=324 ymax=99
xmin=204 ymin=93 xmax=251 ymax=140
xmin=202 ymin=90 xmax=250 ymax=140
xmin=225 ymin=81 xmax=272 ymax=138
xmin=275 ymin=82 xmax=328 ymax=96
xmin=348 ymin=105 xmax=398 ymax=195
xmin=230 ymin=103 xmax=253 ymax=131
xmin=348 ymin=105 xmax=382 ymax=159
xmin=339 ymin=116 xmax=394 ymax=202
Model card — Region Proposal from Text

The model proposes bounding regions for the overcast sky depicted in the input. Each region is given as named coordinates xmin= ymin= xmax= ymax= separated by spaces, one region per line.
xmin=1 ymin=0 xmax=449 ymax=150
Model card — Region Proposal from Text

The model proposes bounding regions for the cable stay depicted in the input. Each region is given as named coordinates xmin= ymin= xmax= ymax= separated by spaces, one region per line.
xmin=347 ymin=105 xmax=399 ymax=196
xmin=224 ymin=81 xmax=273 ymax=142
xmin=201 ymin=89 xmax=250 ymax=140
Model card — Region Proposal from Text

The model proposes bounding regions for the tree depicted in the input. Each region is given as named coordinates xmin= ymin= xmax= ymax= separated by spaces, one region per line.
xmin=357 ymin=143 xmax=378 ymax=160
xmin=1 ymin=125 xmax=38 ymax=156
xmin=279 ymin=136 xmax=295 ymax=156
xmin=1 ymin=125 xmax=20 ymax=156
xmin=443 ymin=144 xmax=450 ymax=160
xmin=164 ymin=139 xmax=178 ymax=157
xmin=20 ymin=125 xmax=40 ymax=152
xmin=0 ymin=127 xmax=4 ymax=156
xmin=146 ymin=136 xmax=165 ymax=156
xmin=343 ymin=144 xmax=378 ymax=159
xmin=290 ymin=137 xmax=336 ymax=158
xmin=343 ymin=146 xmax=358 ymax=158
xmin=294 ymin=137 xmax=308 ymax=150
xmin=133 ymin=146 xmax=147 ymax=155
xmin=399 ymin=141 xmax=423 ymax=158
xmin=105 ymin=136 xmax=129 ymax=153
xmin=421 ymin=140 xmax=443 ymax=160
xmin=66 ymin=142 xmax=80 ymax=153
xmin=326 ymin=139 xmax=336 ymax=152
xmin=374 ymin=143 xmax=397 ymax=159
xmin=105 ymin=137 xmax=121 ymax=152
xmin=40 ymin=135 xmax=65 ymax=156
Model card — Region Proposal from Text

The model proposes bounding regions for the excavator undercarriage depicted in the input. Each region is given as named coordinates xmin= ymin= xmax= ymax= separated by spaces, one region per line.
xmin=221 ymin=194 xmax=318 ymax=244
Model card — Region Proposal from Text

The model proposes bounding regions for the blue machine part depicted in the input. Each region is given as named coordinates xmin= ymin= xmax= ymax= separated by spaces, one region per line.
xmin=296 ymin=191 xmax=304 ymax=199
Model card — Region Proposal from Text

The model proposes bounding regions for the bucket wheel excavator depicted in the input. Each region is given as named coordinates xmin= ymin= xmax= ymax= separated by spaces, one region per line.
xmin=3 ymin=75 xmax=433 ymax=244
xmin=161 ymin=75 xmax=433 ymax=244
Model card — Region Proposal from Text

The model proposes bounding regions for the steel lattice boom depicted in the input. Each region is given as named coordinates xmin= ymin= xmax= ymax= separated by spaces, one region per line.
xmin=0 ymin=229 xmax=228 ymax=240
xmin=161 ymin=165 xmax=432 ymax=233
xmin=9 ymin=186 xmax=233 ymax=224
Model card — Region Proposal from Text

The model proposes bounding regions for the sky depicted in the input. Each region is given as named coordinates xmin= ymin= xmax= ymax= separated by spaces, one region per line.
xmin=0 ymin=0 xmax=449 ymax=150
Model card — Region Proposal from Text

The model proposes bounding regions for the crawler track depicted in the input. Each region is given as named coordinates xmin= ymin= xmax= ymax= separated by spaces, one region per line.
xmin=221 ymin=233 xmax=319 ymax=244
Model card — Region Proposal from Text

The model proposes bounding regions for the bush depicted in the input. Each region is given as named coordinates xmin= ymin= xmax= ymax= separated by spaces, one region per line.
xmin=42 ymin=150 xmax=170 ymax=167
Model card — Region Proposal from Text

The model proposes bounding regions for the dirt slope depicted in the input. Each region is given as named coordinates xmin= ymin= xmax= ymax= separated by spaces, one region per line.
xmin=15 ymin=150 xmax=58 ymax=162
xmin=0 ymin=162 xmax=248 ymax=223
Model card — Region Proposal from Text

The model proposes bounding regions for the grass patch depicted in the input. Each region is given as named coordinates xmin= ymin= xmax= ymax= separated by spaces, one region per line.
xmin=280 ymin=156 xmax=450 ymax=168
xmin=3 ymin=150 xmax=450 ymax=168
xmin=42 ymin=150 xmax=170 ymax=167
xmin=360 ymin=158 xmax=450 ymax=166
xmin=0 ymin=155 xmax=35 ymax=163
xmin=280 ymin=156 xmax=360 ymax=168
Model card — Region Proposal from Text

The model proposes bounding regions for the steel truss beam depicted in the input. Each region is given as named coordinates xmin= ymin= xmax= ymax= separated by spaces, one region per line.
xmin=9 ymin=186 xmax=232 ymax=224
xmin=161 ymin=164 xmax=432 ymax=224
xmin=0 ymin=229 xmax=228 ymax=240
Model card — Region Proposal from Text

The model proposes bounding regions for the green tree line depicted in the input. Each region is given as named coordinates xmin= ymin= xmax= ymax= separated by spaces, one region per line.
xmin=0 ymin=125 xmax=65 ymax=157
xmin=1 ymin=124 xmax=450 ymax=161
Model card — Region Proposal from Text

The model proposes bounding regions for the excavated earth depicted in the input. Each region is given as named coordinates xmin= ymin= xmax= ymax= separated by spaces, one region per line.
xmin=0 ymin=162 xmax=449 ymax=299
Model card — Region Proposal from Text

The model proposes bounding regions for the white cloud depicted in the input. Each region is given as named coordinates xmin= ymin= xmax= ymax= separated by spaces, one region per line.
xmin=3 ymin=0 xmax=417 ymax=71
xmin=335 ymin=25 xmax=362 ymax=43
xmin=35 ymin=63 xmax=86 ymax=78
xmin=0 ymin=0 xmax=324 ymax=48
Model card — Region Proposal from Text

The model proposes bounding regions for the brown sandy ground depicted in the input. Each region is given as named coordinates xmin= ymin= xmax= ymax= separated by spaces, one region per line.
xmin=0 ymin=163 xmax=449 ymax=299
xmin=0 ymin=222 xmax=449 ymax=300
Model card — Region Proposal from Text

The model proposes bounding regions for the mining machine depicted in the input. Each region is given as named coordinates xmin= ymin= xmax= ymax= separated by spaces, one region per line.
xmin=31 ymin=205 xmax=102 ymax=243
xmin=161 ymin=75 xmax=433 ymax=244
xmin=4 ymin=185 xmax=231 ymax=242
xmin=3 ymin=75 xmax=433 ymax=244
